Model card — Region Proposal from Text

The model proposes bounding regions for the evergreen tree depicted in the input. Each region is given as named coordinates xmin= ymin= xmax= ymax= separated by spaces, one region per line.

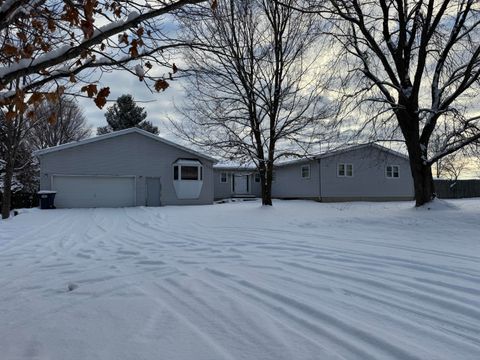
xmin=97 ymin=95 xmax=159 ymax=135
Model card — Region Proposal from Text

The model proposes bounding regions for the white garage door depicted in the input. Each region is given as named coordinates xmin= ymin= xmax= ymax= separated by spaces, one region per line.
xmin=52 ymin=175 xmax=135 ymax=208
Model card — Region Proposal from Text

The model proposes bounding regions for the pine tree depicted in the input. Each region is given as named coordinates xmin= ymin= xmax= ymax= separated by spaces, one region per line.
xmin=97 ymin=95 xmax=159 ymax=135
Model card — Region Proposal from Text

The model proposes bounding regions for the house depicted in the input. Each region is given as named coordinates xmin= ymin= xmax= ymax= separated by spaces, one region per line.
xmin=35 ymin=128 xmax=216 ymax=208
xmin=214 ymin=143 xmax=414 ymax=201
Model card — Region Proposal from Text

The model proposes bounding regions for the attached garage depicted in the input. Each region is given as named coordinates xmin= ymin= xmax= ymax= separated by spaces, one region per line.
xmin=52 ymin=175 xmax=136 ymax=208
xmin=35 ymin=128 xmax=216 ymax=208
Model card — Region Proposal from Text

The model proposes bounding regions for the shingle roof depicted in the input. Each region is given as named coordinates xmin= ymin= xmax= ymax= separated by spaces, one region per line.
xmin=33 ymin=127 xmax=217 ymax=162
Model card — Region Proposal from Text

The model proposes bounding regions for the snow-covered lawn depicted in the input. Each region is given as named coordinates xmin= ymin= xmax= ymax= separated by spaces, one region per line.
xmin=0 ymin=200 xmax=479 ymax=360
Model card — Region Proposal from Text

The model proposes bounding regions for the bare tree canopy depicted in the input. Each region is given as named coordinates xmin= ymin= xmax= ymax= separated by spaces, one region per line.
xmin=29 ymin=96 xmax=91 ymax=150
xmin=173 ymin=0 xmax=335 ymax=205
xmin=294 ymin=0 xmax=480 ymax=206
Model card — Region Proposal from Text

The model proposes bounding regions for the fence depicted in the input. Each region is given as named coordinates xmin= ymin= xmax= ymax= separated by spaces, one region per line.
xmin=434 ymin=180 xmax=480 ymax=199
xmin=0 ymin=192 xmax=39 ymax=210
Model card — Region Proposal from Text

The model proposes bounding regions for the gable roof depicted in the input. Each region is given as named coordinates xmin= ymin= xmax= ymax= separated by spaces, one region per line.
xmin=315 ymin=143 xmax=409 ymax=161
xmin=275 ymin=143 xmax=409 ymax=167
xmin=33 ymin=127 xmax=217 ymax=162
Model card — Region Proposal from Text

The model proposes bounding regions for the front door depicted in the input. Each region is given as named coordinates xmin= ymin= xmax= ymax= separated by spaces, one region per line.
xmin=233 ymin=174 xmax=249 ymax=195
xmin=146 ymin=177 xmax=161 ymax=206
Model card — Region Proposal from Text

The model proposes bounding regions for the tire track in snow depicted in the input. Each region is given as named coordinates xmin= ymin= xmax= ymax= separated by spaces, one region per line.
xmin=280 ymin=260 xmax=480 ymax=326
xmin=202 ymin=268 xmax=425 ymax=360
xmin=152 ymin=276 xmax=342 ymax=360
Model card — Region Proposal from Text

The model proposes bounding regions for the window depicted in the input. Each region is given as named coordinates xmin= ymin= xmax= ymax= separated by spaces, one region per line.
xmin=173 ymin=160 xmax=203 ymax=181
xmin=271 ymin=171 xmax=277 ymax=182
xmin=220 ymin=172 xmax=228 ymax=183
xmin=338 ymin=163 xmax=353 ymax=177
xmin=254 ymin=173 xmax=260 ymax=182
xmin=386 ymin=165 xmax=400 ymax=178
xmin=301 ymin=165 xmax=310 ymax=179
xmin=181 ymin=166 xmax=200 ymax=180
xmin=173 ymin=165 xmax=179 ymax=180
xmin=346 ymin=164 xmax=353 ymax=177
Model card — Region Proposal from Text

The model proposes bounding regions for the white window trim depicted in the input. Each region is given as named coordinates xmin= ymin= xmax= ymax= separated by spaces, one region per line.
xmin=337 ymin=163 xmax=354 ymax=177
xmin=173 ymin=163 xmax=203 ymax=181
xmin=386 ymin=165 xmax=400 ymax=179
xmin=220 ymin=172 xmax=228 ymax=183
xmin=301 ymin=164 xmax=311 ymax=179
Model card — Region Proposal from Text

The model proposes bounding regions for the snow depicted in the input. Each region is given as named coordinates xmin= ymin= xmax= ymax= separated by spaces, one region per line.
xmin=0 ymin=199 xmax=479 ymax=360
xmin=134 ymin=64 xmax=145 ymax=78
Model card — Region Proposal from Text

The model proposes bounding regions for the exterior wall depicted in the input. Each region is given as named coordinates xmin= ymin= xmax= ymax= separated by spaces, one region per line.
xmin=319 ymin=146 xmax=414 ymax=201
xmin=38 ymin=132 xmax=214 ymax=206
xmin=213 ymin=170 xmax=234 ymax=200
xmin=213 ymin=169 xmax=261 ymax=200
xmin=272 ymin=160 xmax=320 ymax=199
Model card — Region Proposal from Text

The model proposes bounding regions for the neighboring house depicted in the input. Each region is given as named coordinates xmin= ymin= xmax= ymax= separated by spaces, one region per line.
xmin=214 ymin=143 xmax=414 ymax=201
xmin=35 ymin=128 xmax=216 ymax=208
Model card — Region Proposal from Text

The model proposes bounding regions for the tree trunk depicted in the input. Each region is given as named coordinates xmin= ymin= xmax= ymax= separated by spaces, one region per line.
xmin=410 ymin=161 xmax=435 ymax=206
xmin=406 ymin=143 xmax=435 ymax=207
xmin=262 ymin=179 xmax=273 ymax=206
xmin=259 ymin=162 xmax=273 ymax=206
xmin=396 ymin=102 xmax=436 ymax=207
xmin=1 ymin=159 xmax=13 ymax=219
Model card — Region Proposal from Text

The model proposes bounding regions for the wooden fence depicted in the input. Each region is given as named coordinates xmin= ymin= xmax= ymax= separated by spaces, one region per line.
xmin=434 ymin=180 xmax=480 ymax=199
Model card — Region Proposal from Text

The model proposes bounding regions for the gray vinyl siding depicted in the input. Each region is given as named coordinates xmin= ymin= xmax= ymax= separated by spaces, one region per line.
xmin=213 ymin=170 xmax=234 ymax=200
xmin=249 ymin=173 xmax=262 ymax=197
xmin=272 ymin=160 xmax=320 ymax=199
xmin=38 ymin=131 xmax=214 ymax=206
xmin=319 ymin=146 xmax=414 ymax=200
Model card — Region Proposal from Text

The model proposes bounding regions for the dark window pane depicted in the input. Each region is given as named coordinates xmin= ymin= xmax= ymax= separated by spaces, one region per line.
xmin=181 ymin=166 xmax=199 ymax=180
xmin=301 ymin=165 xmax=310 ymax=178
xmin=174 ymin=166 xmax=179 ymax=180
xmin=221 ymin=172 xmax=227 ymax=182
xmin=346 ymin=164 xmax=353 ymax=177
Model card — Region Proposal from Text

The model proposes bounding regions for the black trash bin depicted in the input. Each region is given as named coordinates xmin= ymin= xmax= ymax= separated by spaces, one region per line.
xmin=38 ymin=191 xmax=57 ymax=209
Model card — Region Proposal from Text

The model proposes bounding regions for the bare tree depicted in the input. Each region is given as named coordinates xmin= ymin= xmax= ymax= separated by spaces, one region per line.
xmin=295 ymin=0 xmax=480 ymax=206
xmin=29 ymin=96 xmax=91 ymax=150
xmin=0 ymin=109 xmax=34 ymax=218
xmin=172 ymin=0 xmax=334 ymax=205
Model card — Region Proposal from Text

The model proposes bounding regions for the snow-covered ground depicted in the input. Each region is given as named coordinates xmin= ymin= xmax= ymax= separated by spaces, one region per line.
xmin=0 ymin=199 xmax=479 ymax=360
